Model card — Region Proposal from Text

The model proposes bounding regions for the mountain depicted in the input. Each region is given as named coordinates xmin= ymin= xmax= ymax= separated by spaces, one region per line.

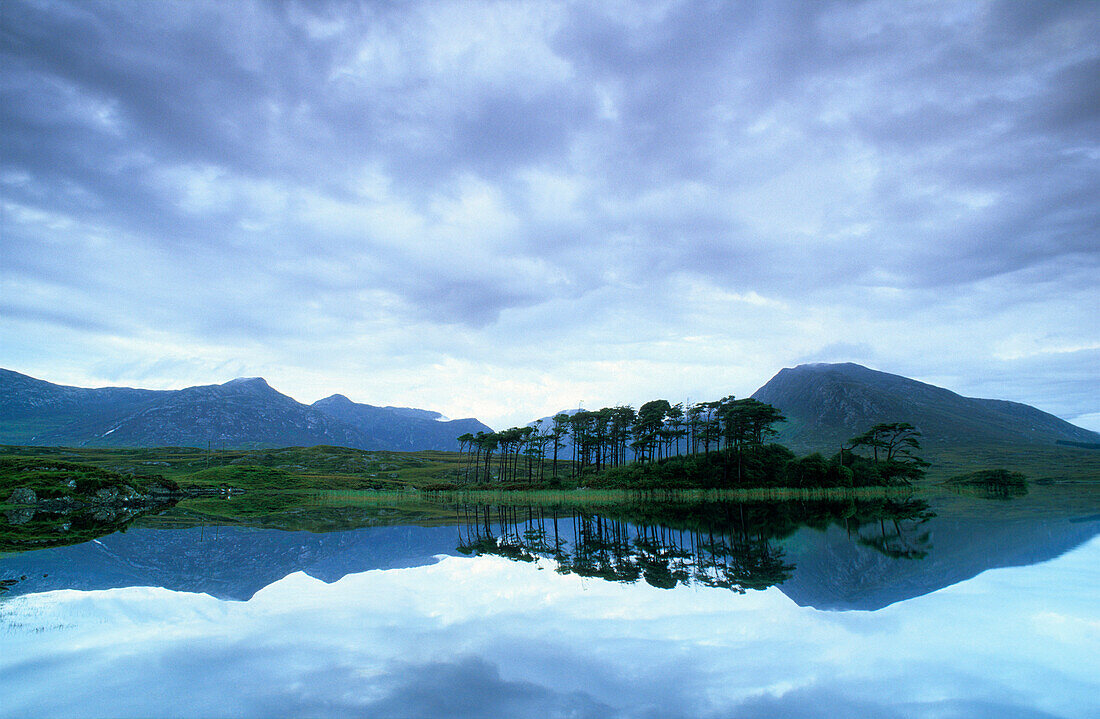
xmin=0 ymin=369 xmax=169 ymax=445
xmin=751 ymin=362 xmax=1099 ymax=454
xmin=0 ymin=369 xmax=487 ymax=451
xmin=312 ymin=394 xmax=492 ymax=452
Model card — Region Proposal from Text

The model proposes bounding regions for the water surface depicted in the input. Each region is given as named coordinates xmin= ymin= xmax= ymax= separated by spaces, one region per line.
xmin=2 ymin=494 xmax=1098 ymax=718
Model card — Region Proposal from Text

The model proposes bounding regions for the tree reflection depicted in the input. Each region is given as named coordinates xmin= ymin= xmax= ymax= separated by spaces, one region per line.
xmin=454 ymin=499 xmax=934 ymax=593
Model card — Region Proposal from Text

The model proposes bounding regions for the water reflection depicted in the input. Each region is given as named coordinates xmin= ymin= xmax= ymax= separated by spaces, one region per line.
xmin=2 ymin=495 xmax=1100 ymax=718
xmin=455 ymin=500 xmax=935 ymax=594
xmin=3 ymin=496 xmax=1099 ymax=611
xmin=1 ymin=507 xmax=153 ymax=554
xmin=2 ymin=537 xmax=1098 ymax=718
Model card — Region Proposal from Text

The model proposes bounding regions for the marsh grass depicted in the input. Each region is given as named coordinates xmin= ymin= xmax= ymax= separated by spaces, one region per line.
xmin=318 ymin=485 xmax=919 ymax=509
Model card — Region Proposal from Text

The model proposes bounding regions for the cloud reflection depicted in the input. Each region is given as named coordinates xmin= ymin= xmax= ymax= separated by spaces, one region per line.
xmin=2 ymin=542 xmax=1099 ymax=718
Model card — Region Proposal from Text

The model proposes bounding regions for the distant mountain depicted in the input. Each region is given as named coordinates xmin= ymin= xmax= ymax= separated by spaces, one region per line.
xmin=527 ymin=408 xmax=642 ymax=461
xmin=0 ymin=369 xmax=488 ymax=451
xmin=751 ymin=362 xmax=1099 ymax=454
xmin=312 ymin=394 xmax=492 ymax=452
xmin=527 ymin=408 xmax=582 ymax=433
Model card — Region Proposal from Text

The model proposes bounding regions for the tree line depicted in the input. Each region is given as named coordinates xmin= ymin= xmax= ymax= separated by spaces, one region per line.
xmin=455 ymin=396 xmax=787 ymax=485
xmin=456 ymin=396 xmax=929 ymax=488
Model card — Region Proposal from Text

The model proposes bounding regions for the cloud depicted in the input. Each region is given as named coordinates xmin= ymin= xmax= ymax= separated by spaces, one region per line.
xmin=1 ymin=0 xmax=1097 ymax=426
xmin=328 ymin=656 xmax=614 ymax=719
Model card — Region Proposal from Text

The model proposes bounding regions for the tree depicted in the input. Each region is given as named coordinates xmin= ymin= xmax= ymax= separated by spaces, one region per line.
xmin=846 ymin=422 xmax=928 ymax=485
xmin=609 ymin=406 xmax=637 ymax=466
xmin=457 ymin=432 xmax=474 ymax=483
xmin=550 ymin=413 xmax=571 ymax=482
xmin=634 ymin=399 xmax=671 ymax=463
xmin=726 ymin=398 xmax=785 ymax=446
xmin=666 ymin=403 xmax=686 ymax=457
xmin=480 ymin=432 xmax=499 ymax=482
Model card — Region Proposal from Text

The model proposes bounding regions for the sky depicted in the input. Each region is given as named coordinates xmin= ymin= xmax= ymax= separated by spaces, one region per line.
xmin=1 ymin=0 xmax=1098 ymax=431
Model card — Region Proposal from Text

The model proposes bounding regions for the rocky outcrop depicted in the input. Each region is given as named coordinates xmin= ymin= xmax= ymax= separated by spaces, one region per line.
xmin=8 ymin=487 xmax=37 ymax=505
xmin=7 ymin=484 xmax=184 ymax=521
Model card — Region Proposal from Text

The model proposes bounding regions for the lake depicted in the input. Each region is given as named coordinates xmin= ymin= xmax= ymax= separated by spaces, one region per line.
xmin=2 ymin=491 xmax=1099 ymax=718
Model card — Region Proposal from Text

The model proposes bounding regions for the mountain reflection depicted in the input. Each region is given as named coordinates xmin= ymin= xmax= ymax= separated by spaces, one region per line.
xmin=454 ymin=499 xmax=934 ymax=594
xmin=4 ymin=494 xmax=1098 ymax=610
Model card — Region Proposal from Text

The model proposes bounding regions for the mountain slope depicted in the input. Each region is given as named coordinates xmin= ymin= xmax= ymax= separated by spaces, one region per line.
xmin=751 ymin=362 xmax=1098 ymax=454
xmin=0 ymin=370 xmax=486 ymax=451
xmin=0 ymin=369 xmax=169 ymax=444
xmin=311 ymin=394 xmax=492 ymax=452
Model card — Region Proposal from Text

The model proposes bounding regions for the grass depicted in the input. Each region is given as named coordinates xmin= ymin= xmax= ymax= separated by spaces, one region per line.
xmin=322 ymin=485 xmax=921 ymax=508
xmin=919 ymin=442 xmax=1100 ymax=483
xmin=2 ymin=441 xmax=1095 ymax=507
xmin=0 ymin=444 xmax=465 ymax=491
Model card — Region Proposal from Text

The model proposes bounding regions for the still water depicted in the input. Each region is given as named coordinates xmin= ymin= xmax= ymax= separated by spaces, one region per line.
xmin=2 ymin=495 xmax=1099 ymax=718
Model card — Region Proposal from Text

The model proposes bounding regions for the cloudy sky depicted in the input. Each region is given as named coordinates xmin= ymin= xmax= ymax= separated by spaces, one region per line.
xmin=2 ymin=0 xmax=1098 ymax=430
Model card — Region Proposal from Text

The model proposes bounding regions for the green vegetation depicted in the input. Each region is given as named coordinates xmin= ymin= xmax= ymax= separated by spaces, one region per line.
xmin=456 ymin=397 xmax=788 ymax=484
xmin=0 ymin=457 xmax=185 ymax=553
xmin=945 ymin=468 xmax=1028 ymax=487
xmin=1 ymin=456 xmax=180 ymax=501
xmin=3 ymin=404 xmax=1096 ymax=521
xmin=455 ymin=397 xmax=932 ymax=490
xmin=942 ymin=468 xmax=1029 ymax=499
xmin=920 ymin=442 xmax=1100 ymax=484
xmin=0 ymin=444 xmax=465 ymax=492
xmin=0 ymin=413 xmax=940 ymax=504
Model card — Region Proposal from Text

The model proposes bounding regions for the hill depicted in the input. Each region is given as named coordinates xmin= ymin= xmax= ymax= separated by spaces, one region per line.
xmin=0 ymin=370 xmax=487 ymax=452
xmin=751 ymin=363 xmax=1098 ymax=460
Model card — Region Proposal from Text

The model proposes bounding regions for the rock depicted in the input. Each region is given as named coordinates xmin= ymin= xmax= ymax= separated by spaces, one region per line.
xmin=119 ymin=484 xmax=143 ymax=501
xmin=92 ymin=508 xmax=118 ymax=522
xmin=5 ymin=508 xmax=36 ymax=525
xmin=8 ymin=488 xmax=37 ymax=505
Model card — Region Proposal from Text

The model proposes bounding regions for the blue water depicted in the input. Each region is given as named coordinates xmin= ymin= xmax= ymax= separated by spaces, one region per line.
xmin=2 ymin=504 xmax=1098 ymax=718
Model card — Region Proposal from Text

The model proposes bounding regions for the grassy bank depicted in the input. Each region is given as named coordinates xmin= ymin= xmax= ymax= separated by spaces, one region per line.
xmin=3 ymin=440 xmax=1097 ymax=501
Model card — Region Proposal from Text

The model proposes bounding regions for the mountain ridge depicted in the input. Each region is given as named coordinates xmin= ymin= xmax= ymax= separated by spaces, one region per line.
xmin=0 ymin=369 xmax=488 ymax=452
xmin=311 ymin=394 xmax=491 ymax=452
